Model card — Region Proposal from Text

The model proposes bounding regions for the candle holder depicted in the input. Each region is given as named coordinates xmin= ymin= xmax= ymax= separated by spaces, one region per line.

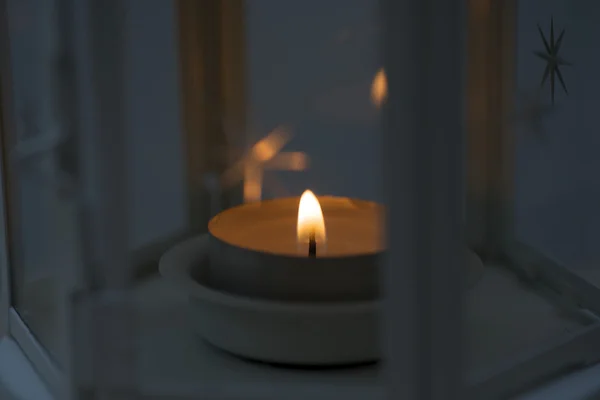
xmin=160 ymin=235 xmax=380 ymax=366
xmin=159 ymin=191 xmax=484 ymax=366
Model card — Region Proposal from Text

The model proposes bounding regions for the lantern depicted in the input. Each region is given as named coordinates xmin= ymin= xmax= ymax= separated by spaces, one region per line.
xmin=1 ymin=1 xmax=600 ymax=400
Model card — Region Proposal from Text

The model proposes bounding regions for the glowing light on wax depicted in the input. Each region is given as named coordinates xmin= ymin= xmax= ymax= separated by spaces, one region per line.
xmin=297 ymin=190 xmax=327 ymax=247
xmin=371 ymin=68 xmax=387 ymax=107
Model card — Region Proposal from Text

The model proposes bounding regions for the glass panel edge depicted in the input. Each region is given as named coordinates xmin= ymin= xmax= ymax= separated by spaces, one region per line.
xmin=468 ymin=322 xmax=600 ymax=399
xmin=504 ymin=240 xmax=600 ymax=315
xmin=8 ymin=308 xmax=62 ymax=398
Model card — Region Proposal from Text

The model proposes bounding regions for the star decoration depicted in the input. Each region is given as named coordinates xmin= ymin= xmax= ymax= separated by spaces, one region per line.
xmin=534 ymin=17 xmax=572 ymax=104
xmin=220 ymin=126 xmax=309 ymax=203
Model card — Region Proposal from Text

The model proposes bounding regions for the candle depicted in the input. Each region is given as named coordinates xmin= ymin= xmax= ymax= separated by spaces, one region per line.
xmin=207 ymin=190 xmax=483 ymax=302
xmin=207 ymin=192 xmax=384 ymax=301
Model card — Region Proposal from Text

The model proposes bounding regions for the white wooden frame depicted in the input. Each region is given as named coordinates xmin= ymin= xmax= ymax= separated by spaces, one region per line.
xmin=382 ymin=0 xmax=465 ymax=398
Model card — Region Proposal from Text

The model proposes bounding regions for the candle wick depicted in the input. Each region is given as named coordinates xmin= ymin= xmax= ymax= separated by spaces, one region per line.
xmin=308 ymin=231 xmax=316 ymax=258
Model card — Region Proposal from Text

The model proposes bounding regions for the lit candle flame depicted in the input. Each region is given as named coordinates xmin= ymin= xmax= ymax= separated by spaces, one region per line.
xmin=297 ymin=190 xmax=326 ymax=246
xmin=371 ymin=68 xmax=387 ymax=107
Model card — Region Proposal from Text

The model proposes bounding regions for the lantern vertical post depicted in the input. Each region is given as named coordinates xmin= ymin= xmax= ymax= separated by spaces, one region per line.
xmin=381 ymin=0 xmax=466 ymax=398
xmin=68 ymin=0 xmax=135 ymax=398
xmin=0 ymin=0 xmax=13 ymax=338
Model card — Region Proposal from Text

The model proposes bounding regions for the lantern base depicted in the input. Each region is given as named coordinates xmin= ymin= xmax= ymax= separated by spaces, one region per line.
xmin=159 ymin=234 xmax=485 ymax=366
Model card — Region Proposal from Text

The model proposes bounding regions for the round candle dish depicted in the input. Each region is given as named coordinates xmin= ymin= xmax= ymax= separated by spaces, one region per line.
xmin=208 ymin=196 xmax=384 ymax=302
xmin=160 ymin=234 xmax=379 ymax=366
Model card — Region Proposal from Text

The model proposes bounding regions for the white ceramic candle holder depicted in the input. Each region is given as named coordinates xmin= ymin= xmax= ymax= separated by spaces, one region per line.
xmin=159 ymin=234 xmax=485 ymax=366
xmin=160 ymin=234 xmax=379 ymax=366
